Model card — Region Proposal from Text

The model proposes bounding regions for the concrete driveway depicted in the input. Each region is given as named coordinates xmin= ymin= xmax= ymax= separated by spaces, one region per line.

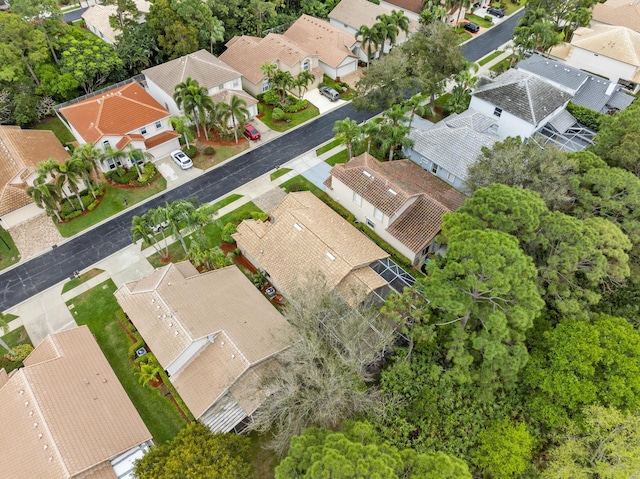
xmin=306 ymin=89 xmax=347 ymax=114
xmin=155 ymin=155 xmax=203 ymax=186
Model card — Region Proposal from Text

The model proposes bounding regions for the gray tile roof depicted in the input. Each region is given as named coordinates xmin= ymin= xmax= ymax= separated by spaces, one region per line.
xmin=472 ymin=69 xmax=570 ymax=125
xmin=409 ymin=111 xmax=500 ymax=180
xmin=608 ymin=89 xmax=635 ymax=110
xmin=547 ymin=109 xmax=577 ymax=133
xmin=444 ymin=108 xmax=497 ymax=133
xmin=517 ymin=54 xmax=588 ymax=92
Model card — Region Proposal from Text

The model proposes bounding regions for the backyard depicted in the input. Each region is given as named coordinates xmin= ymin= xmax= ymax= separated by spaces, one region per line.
xmin=66 ymin=279 xmax=187 ymax=443
xmin=34 ymin=116 xmax=75 ymax=146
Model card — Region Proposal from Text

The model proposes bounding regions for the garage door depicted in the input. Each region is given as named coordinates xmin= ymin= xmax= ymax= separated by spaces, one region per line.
xmin=148 ymin=137 xmax=180 ymax=160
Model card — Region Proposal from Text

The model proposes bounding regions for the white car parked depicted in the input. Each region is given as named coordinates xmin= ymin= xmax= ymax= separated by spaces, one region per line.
xmin=170 ymin=150 xmax=193 ymax=170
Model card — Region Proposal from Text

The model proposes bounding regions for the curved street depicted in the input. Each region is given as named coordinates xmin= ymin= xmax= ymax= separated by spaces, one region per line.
xmin=0 ymin=18 xmax=519 ymax=312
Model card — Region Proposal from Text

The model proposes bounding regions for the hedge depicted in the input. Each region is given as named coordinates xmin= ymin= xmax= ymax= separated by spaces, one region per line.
xmin=566 ymin=102 xmax=605 ymax=131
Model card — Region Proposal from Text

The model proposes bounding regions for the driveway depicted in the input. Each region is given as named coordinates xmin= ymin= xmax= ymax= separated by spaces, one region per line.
xmin=306 ymin=89 xmax=347 ymax=114
xmin=155 ymin=155 xmax=203 ymax=186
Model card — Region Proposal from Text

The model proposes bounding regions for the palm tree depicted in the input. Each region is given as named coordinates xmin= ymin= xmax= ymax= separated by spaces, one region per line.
xmin=26 ymin=181 xmax=63 ymax=222
xmin=170 ymin=114 xmax=195 ymax=148
xmin=455 ymin=0 xmax=473 ymax=26
xmin=455 ymin=61 xmax=479 ymax=91
xmin=137 ymin=360 xmax=162 ymax=387
xmin=209 ymin=17 xmax=225 ymax=54
xmin=404 ymin=93 xmax=434 ymax=129
xmin=296 ymin=70 xmax=315 ymax=99
xmin=164 ymin=200 xmax=198 ymax=255
xmin=380 ymin=123 xmax=413 ymax=161
xmin=390 ymin=10 xmax=411 ymax=39
xmin=36 ymin=158 xmax=61 ymax=184
xmin=333 ymin=118 xmax=361 ymax=160
xmin=173 ymin=78 xmax=212 ymax=137
xmin=260 ymin=62 xmax=278 ymax=89
xmin=228 ymin=95 xmax=249 ymax=144
xmin=55 ymin=158 xmax=88 ymax=210
xmin=131 ymin=212 xmax=169 ymax=260
xmin=361 ymin=121 xmax=381 ymax=154
xmin=73 ymin=143 xmax=103 ymax=183
xmin=356 ymin=25 xmax=381 ymax=67
xmin=101 ymin=146 xmax=129 ymax=176
xmin=383 ymin=104 xmax=410 ymax=127
xmin=125 ymin=146 xmax=153 ymax=179
xmin=0 ymin=312 xmax=13 ymax=354
xmin=68 ymin=156 xmax=97 ymax=199
xmin=375 ymin=14 xmax=399 ymax=56
xmin=273 ymin=70 xmax=295 ymax=103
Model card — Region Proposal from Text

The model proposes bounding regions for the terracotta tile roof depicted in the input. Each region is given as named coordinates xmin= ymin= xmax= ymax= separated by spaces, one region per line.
xmin=0 ymin=326 xmax=151 ymax=479
xmin=144 ymin=130 xmax=180 ymax=149
xmin=115 ymin=263 xmax=294 ymax=421
xmin=82 ymin=0 xmax=150 ymax=43
xmin=0 ymin=126 xmax=69 ymax=216
xmin=593 ymin=0 xmax=640 ymax=33
xmin=142 ymin=49 xmax=241 ymax=96
xmin=571 ymin=24 xmax=640 ymax=66
xmin=233 ymin=191 xmax=389 ymax=296
xmin=283 ymin=15 xmax=357 ymax=69
xmin=210 ymin=88 xmax=258 ymax=109
xmin=327 ymin=154 xmax=465 ymax=253
xmin=59 ymin=82 xmax=171 ymax=144
xmin=219 ymin=34 xmax=318 ymax=84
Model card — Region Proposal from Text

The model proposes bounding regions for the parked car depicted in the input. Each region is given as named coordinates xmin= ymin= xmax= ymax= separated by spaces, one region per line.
xmin=243 ymin=123 xmax=261 ymax=141
xmin=487 ymin=6 xmax=505 ymax=17
xmin=319 ymin=86 xmax=340 ymax=102
xmin=170 ymin=149 xmax=193 ymax=170
xmin=463 ymin=22 xmax=480 ymax=33
xmin=151 ymin=220 xmax=169 ymax=234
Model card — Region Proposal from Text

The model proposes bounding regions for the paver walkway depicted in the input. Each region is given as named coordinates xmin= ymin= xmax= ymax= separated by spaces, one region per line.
xmin=9 ymin=213 xmax=63 ymax=261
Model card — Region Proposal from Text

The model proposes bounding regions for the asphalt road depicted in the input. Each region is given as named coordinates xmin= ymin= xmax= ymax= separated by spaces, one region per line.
xmin=462 ymin=9 xmax=525 ymax=62
xmin=63 ymin=7 xmax=88 ymax=22
xmin=0 ymin=19 xmax=519 ymax=311
xmin=0 ymin=105 xmax=372 ymax=311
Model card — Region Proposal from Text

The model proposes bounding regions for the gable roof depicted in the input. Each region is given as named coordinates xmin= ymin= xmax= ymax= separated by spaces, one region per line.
xmin=516 ymin=54 xmax=588 ymax=92
xmin=233 ymin=191 xmax=389 ymax=295
xmin=210 ymin=88 xmax=258 ymax=109
xmin=592 ymin=0 xmax=640 ymax=32
xmin=142 ymin=50 xmax=241 ymax=96
xmin=472 ymin=69 xmax=570 ymax=125
xmin=326 ymin=154 xmax=465 ymax=252
xmin=382 ymin=0 xmax=424 ymax=14
xmin=220 ymin=34 xmax=317 ymax=84
xmin=81 ymin=0 xmax=150 ymax=43
xmin=572 ymin=24 xmax=640 ymax=66
xmin=283 ymin=15 xmax=357 ymax=69
xmin=59 ymin=82 xmax=170 ymax=143
xmin=0 ymin=326 xmax=151 ymax=479
xmin=0 ymin=126 xmax=69 ymax=216
xmin=329 ymin=0 xmax=393 ymax=28
xmin=409 ymin=109 xmax=500 ymax=181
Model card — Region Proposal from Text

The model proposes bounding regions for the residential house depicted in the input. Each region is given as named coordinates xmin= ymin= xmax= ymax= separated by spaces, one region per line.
xmin=142 ymin=49 xmax=258 ymax=120
xmin=114 ymin=262 xmax=296 ymax=433
xmin=0 ymin=326 xmax=152 ymax=479
xmin=219 ymin=34 xmax=322 ymax=97
xmin=329 ymin=0 xmax=416 ymax=61
xmin=82 ymin=0 xmax=151 ymax=45
xmin=592 ymin=0 xmax=640 ymax=33
xmin=233 ymin=191 xmax=391 ymax=299
xmin=549 ymin=24 xmax=640 ymax=91
xmin=405 ymin=108 xmax=500 ymax=193
xmin=324 ymin=153 xmax=466 ymax=265
xmin=516 ymin=54 xmax=634 ymax=113
xmin=0 ymin=126 xmax=70 ymax=229
xmin=469 ymin=69 xmax=571 ymax=140
xmin=283 ymin=15 xmax=359 ymax=80
xmin=59 ymin=81 xmax=180 ymax=169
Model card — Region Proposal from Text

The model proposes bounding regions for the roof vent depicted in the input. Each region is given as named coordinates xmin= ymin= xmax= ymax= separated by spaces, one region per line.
xmin=174 ymin=331 xmax=179 ymax=336
xmin=294 ymin=223 xmax=303 ymax=231
xmin=151 ymin=298 xmax=155 ymax=303
xmin=231 ymin=354 xmax=235 ymax=359
xmin=388 ymin=188 xmax=397 ymax=196
xmin=326 ymin=252 xmax=336 ymax=261
xmin=363 ymin=170 xmax=371 ymax=177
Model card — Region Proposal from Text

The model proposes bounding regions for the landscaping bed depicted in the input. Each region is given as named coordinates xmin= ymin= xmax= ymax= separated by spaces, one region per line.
xmin=0 ymin=227 xmax=20 ymax=271
xmin=0 ymin=325 xmax=31 ymax=374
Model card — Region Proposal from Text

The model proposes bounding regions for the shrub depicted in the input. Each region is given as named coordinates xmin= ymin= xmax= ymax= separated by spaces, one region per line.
xmin=203 ymin=146 xmax=215 ymax=155
xmin=184 ymin=145 xmax=197 ymax=158
xmin=62 ymin=209 xmax=83 ymax=220
xmin=272 ymin=108 xmax=286 ymax=121
xmin=87 ymin=200 xmax=99 ymax=211
xmin=143 ymin=161 xmax=157 ymax=176
xmin=9 ymin=344 xmax=34 ymax=363
xmin=257 ymin=93 xmax=265 ymax=102
xmin=251 ymin=211 xmax=269 ymax=221
xmin=484 ymin=15 xmax=493 ymax=21
xmin=262 ymin=88 xmax=280 ymax=106
xmin=221 ymin=222 xmax=238 ymax=243
xmin=566 ymin=102 xmax=605 ymax=131
xmin=283 ymin=99 xmax=308 ymax=113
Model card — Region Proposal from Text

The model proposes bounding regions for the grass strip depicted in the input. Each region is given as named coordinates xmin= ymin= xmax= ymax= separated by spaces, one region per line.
xmin=270 ymin=168 xmax=292 ymax=181
xmin=61 ymin=268 xmax=105 ymax=294
xmin=478 ymin=50 xmax=504 ymax=66
xmin=316 ymin=138 xmax=342 ymax=155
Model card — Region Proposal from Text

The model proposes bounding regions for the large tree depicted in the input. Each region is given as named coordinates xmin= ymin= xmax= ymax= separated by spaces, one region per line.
xmin=147 ymin=0 xmax=198 ymax=60
xmin=473 ymin=420 xmax=534 ymax=479
xmin=133 ymin=423 xmax=253 ymax=479
xmin=0 ymin=12 xmax=50 ymax=87
xmin=333 ymin=118 xmax=361 ymax=160
xmin=8 ymin=0 xmax=62 ymax=65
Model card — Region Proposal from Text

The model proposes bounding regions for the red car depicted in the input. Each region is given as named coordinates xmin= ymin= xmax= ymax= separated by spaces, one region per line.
xmin=243 ymin=123 xmax=261 ymax=141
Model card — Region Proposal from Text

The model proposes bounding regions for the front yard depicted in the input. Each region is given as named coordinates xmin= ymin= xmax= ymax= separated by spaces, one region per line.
xmin=258 ymin=103 xmax=320 ymax=132
xmin=66 ymin=279 xmax=187 ymax=443
xmin=190 ymin=137 xmax=250 ymax=170
xmin=0 ymin=226 xmax=20 ymax=271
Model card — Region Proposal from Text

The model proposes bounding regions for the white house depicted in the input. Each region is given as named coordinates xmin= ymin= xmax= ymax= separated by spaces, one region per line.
xmin=324 ymin=153 xmax=466 ymax=265
xmin=82 ymin=0 xmax=151 ymax=44
xmin=59 ymin=81 xmax=180 ymax=169
xmin=142 ymin=49 xmax=258 ymax=120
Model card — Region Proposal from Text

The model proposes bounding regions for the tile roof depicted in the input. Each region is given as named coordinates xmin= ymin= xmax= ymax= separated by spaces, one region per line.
xmin=572 ymin=24 xmax=640 ymax=66
xmin=592 ymin=0 xmax=640 ymax=32
xmin=547 ymin=109 xmax=578 ymax=133
xmin=283 ymin=15 xmax=357 ymax=69
xmin=142 ymin=50 xmax=241 ymax=96
xmin=219 ymin=34 xmax=317 ymax=84
xmin=0 ymin=326 xmax=151 ymax=479
xmin=331 ymin=0 xmax=394 ymax=28
xmin=144 ymin=130 xmax=180 ymax=149
xmin=59 ymin=82 xmax=171 ymax=144
xmin=0 ymin=126 xmax=69 ymax=217
xmin=115 ymin=263 xmax=294 ymax=369
xmin=472 ymin=69 xmax=570 ymax=125
xmin=210 ymin=88 xmax=258 ymax=109
xmin=409 ymin=109 xmax=500 ymax=181
xmin=233 ymin=191 xmax=389 ymax=295
xmin=326 ymin=154 xmax=465 ymax=252
xmin=517 ymin=54 xmax=588 ymax=92
xmin=608 ymin=88 xmax=636 ymax=110
xmin=82 ymin=0 xmax=150 ymax=43
xmin=383 ymin=0 xmax=423 ymax=14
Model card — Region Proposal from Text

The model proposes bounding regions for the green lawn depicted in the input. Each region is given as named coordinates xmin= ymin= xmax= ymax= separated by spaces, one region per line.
xmin=270 ymin=168 xmax=292 ymax=181
xmin=0 ymin=227 xmax=20 ymax=271
xmin=455 ymin=29 xmax=473 ymax=43
xmin=325 ymin=149 xmax=349 ymax=166
xmin=67 ymin=279 xmax=186 ymax=443
xmin=465 ymin=14 xmax=494 ymax=28
xmin=316 ymin=138 xmax=343 ymax=156
xmin=147 ymin=202 xmax=264 ymax=268
xmin=61 ymin=268 xmax=104 ymax=294
xmin=258 ymin=103 xmax=320 ymax=132
xmin=503 ymin=1 xmax=525 ymax=15
xmin=478 ymin=50 xmax=504 ymax=66
xmin=192 ymin=142 xmax=250 ymax=170
xmin=490 ymin=57 xmax=515 ymax=74
xmin=0 ymin=325 xmax=32 ymax=374
xmin=35 ymin=116 xmax=75 ymax=146
xmin=56 ymin=177 xmax=167 ymax=238
xmin=202 ymin=194 xmax=243 ymax=216
xmin=280 ymin=175 xmax=325 ymax=197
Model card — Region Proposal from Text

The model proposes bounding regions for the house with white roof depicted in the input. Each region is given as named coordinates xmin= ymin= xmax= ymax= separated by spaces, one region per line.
xmin=549 ymin=24 xmax=640 ymax=91
xmin=142 ymin=49 xmax=258 ymax=120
